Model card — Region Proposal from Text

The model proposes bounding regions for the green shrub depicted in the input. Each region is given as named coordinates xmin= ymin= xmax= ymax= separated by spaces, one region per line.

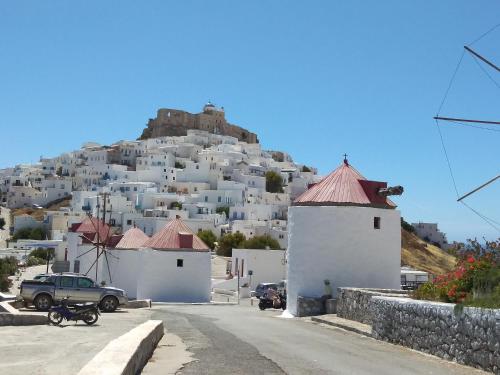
xmin=242 ymin=235 xmax=281 ymax=250
xmin=26 ymin=256 xmax=46 ymax=267
xmin=12 ymin=227 xmax=48 ymax=241
xmin=413 ymin=245 xmax=499 ymax=308
xmin=217 ymin=232 xmax=246 ymax=257
xmin=265 ymin=171 xmax=284 ymax=193
xmin=198 ymin=230 xmax=217 ymax=250
xmin=216 ymin=206 xmax=230 ymax=218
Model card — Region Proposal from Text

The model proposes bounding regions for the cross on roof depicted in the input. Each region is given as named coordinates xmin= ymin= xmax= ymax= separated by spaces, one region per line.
xmin=343 ymin=153 xmax=349 ymax=165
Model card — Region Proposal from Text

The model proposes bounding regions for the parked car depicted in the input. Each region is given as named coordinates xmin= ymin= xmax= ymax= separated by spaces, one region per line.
xmin=252 ymin=283 xmax=278 ymax=298
xmin=33 ymin=273 xmax=52 ymax=282
xmin=20 ymin=274 xmax=127 ymax=312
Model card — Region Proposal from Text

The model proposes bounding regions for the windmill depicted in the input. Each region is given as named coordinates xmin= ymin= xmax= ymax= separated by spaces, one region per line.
xmin=434 ymin=24 xmax=500 ymax=233
xmin=75 ymin=193 xmax=120 ymax=284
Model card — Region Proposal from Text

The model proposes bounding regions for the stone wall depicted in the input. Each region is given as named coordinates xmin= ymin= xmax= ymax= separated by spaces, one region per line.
xmin=296 ymin=296 xmax=324 ymax=317
xmin=336 ymin=288 xmax=409 ymax=324
xmin=372 ymin=296 xmax=500 ymax=373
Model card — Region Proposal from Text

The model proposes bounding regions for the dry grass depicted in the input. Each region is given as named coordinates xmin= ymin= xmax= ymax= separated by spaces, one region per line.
xmin=401 ymin=229 xmax=457 ymax=276
xmin=11 ymin=196 xmax=72 ymax=221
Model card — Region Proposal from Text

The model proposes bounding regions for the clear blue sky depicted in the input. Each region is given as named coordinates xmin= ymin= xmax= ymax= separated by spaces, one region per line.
xmin=1 ymin=1 xmax=499 ymax=242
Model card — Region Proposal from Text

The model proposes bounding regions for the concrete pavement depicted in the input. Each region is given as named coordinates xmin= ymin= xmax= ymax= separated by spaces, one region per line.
xmin=0 ymin=309 xmax=152 ymax=375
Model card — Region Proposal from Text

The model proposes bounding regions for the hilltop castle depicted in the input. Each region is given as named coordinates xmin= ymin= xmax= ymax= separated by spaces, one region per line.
xmin=139 ymin=103 xmax=258 ymax=143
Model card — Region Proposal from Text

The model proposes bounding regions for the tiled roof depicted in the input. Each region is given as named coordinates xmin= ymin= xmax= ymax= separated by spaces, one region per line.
xmin=115 ymin=227 xmax=149 ymax=249
xmin=70 ymin=217 xmax=112 ymax=243
xmin=143 ymin=217 xmax=210 ymax=251
xmin=293 ymin=161 xmax=396 ymax=208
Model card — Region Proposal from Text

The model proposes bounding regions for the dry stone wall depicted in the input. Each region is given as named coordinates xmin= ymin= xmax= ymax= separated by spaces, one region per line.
xmin=336 ymin=288 xmax=409 ymax=324
xmin=371 ymin=296 xmax=500 ymax=373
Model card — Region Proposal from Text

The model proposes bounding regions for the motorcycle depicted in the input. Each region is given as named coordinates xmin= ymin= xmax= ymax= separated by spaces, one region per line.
xmin=258 ymin=292 xmax=287 ymax=311
xmin=48 ymin=297 xmax=100 ymax=326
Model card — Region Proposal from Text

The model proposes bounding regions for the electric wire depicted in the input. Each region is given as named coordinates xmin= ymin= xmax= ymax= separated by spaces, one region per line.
xmin=469 ymin=53 xmax=500 ymax=90
xmin=436 ymin=50 xmax=466 ymax=116
xmin=468 ymin=23 xmax=500 ymax=46
xmin=460 ymin=201 xmax=500 ymax=233
xmin=435 ymin=119 xmax=460 ymax=198
xmin=448 ymin=120 xmax=500 ymax=133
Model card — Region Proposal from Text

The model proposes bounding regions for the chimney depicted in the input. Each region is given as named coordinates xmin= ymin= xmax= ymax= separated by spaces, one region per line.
xmin=179 ymin=232 xmax=193 ymax=248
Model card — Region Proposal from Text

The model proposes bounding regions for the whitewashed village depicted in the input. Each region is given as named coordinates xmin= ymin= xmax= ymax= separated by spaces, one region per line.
xmin=1 ymin=4 xmax=499 ymax=375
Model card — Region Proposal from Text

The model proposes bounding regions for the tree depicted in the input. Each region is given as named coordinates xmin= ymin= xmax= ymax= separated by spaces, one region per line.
xmin=30 ymin=247 xmax=55 ymax=260
xmin=12 ymin=227 xmax=48 ymax=241
xmin=243 ymin=235 xmax=281 ymax=250
xmin=0 ymin=256 xmax=18 ymax=292
xmin=174 ymin=161 xmax=185 ymax=169
xmin=216 ymin=206 xmax=229 ymax=218
xmin=265 ymin=171 xmax=284 ymax=193
xmin=400 ymin=218 xmax=415 ymax=233
xmin=217 ymin=232 xmax=246 ymax=257
xmin=301 ymin=165 xmax=311 ymax=172
xmin=198 ymin=230 xmax=217 ymax=250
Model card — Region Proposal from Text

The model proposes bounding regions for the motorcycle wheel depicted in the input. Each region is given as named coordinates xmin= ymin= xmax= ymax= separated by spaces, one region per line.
xmin=258 ymin=301 xmax=266 ymax=311
xmin=83 ymin=310 xmax=99 ymax=325
xmin=48 ymin=311 xmax=63 ymax=325
xmin=281 ymin=301 xmax=287 ymax=310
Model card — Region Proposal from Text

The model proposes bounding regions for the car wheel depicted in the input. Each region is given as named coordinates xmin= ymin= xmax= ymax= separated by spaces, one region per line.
xmin=34 ymin=294 xmax=53 ymax=311
xmin=100 ymin=296 xmax=118 ymax=312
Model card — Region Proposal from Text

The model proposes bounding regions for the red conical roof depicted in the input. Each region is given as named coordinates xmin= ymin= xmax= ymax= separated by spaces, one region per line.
xmin=294 ymin=161 xmax=396 ymax=208
xmin=115 ymin=227 xmax=149 ymax=249
xmin=143 ymin=217 xmax=210 ymax=251
xmin=70 ymin=217 xmax=112 ymax=243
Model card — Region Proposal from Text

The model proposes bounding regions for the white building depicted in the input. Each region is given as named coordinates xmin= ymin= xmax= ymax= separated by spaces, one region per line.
xmin=286 ymin=159 xmax=402 ymax=316
xmin=231 ymin=248 xmax=287 ymax=291
xmin=411 ymin=222 xmax=450 ymax=249
xmin=137 ymin=217 xmax=211 ymax=302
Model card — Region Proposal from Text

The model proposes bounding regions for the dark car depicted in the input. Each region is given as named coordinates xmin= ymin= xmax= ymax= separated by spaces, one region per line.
xmin=253 ymin=283 xmax=278 ymax=298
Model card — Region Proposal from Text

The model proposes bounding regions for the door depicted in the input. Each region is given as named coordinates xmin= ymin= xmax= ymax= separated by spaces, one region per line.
xmin=54 ymin=276 xmax=78 ymax=302
xmin=74 ymin=277 xmax=100 ymax=302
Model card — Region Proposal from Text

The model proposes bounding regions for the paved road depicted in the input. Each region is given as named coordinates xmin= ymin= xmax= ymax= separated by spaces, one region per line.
xmin=151 ymin=302 xmax=486 ymax=375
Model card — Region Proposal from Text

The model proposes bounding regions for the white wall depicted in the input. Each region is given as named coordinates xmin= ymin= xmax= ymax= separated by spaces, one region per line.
xmin=286 ymin=205 xmax=401 ymax=316
xmin=107 ymin=249 xmax=141 ymax=299
xmin=231 ymin=249 xmax=286 ymax=290
xmin=137 ymin=249 xmax=211 ymax=302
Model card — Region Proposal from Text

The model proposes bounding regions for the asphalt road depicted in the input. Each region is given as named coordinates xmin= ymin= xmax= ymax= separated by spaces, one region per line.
xmin=150 ymin=302 xmax=486 ymax=375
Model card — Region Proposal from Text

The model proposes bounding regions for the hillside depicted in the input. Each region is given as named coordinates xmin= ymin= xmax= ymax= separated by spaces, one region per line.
xmin=401 ymin=229 xmax=456 ymax=276
xmin=11 ymin=196 xmax=72 ymax=221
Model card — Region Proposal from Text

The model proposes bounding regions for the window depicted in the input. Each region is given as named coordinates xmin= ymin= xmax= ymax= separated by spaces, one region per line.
xmin=204 ymin=196 xmax=208 ymax=202
xmin=60 ymin=276 xmax=74 ymax=287
xmin=127 ymin=220 xmax=132 ymax=225
xmin=218 ymin=196 xmax=222 ymax=202
xmin=77 ymin=278 xmax=94 ymax=288
xmin=374 ymin=216 xmax=381 ymax=229
xmin=177 ymin=259 xmax=183 ymax=267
